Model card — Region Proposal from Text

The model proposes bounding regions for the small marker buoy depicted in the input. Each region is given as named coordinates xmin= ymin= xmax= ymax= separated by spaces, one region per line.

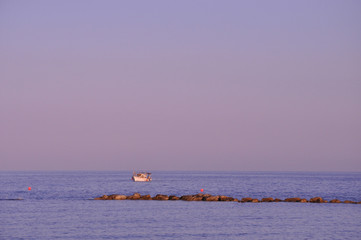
xmin=28 ymin=187 xmax=31 ymax=191
xmin=200 ymin=189 xmax=204 ymax=192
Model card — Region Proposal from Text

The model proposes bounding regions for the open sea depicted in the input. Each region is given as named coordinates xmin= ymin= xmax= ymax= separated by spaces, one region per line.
xmin=0 ymin=171 xmax=360 ymax=239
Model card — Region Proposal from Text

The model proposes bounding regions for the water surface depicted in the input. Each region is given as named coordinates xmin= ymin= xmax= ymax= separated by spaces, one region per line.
xmin=1 ymin=171 xmax=360 ymax=239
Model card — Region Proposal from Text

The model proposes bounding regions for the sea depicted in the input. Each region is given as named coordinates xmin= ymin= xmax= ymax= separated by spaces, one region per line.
xmin=0 ymin=171 xmax=360 ymax=240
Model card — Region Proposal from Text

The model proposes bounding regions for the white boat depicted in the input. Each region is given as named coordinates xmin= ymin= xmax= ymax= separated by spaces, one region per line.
xmin=132 ymin=171 xmax=152 ymax=182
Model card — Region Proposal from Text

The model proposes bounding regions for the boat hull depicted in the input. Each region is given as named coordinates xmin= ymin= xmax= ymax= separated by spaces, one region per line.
xmin=132 ymin=176 xmax=151 ymax=182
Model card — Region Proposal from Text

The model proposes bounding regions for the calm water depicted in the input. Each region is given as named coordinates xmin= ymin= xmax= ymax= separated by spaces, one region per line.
xmin=1 ymin=171 xmax=360 ymax=239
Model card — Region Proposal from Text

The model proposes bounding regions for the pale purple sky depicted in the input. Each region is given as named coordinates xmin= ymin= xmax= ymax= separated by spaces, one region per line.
xmin=1 ymin=0 xmax=360 ymax=171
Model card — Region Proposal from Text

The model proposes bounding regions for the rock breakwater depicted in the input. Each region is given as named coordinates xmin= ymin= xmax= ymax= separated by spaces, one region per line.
xmin=94 ymin=193 xmax=360 ymax=204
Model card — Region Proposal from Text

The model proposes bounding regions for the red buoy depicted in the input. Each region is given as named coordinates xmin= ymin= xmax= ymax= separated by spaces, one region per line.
xmin=200 ymin=189 xmax=204 ymax=192
xmin=28 ymin=187 xmax=31 ymax=191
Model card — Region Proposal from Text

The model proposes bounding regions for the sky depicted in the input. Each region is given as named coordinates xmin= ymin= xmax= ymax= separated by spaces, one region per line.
xmin=1 ymin=0 xmax=360 ymax=171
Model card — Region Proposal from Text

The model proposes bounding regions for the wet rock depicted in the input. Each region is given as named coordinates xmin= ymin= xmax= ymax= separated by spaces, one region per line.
xmin=219 ymin=196 xmax=234 ymax=201
xmin=196 ymin=193 xmax=212 ymax=199
xmin=195 ymin=193 xmax=206 ymax=197
xmin=94 ymin=194 xmax=352 ymax=203
xmin=251 ymin=199 xmax=259 ymax=203
xmin=192 ymin=195 xmax=204 ymax=201
xmin=284 ymin=198 xmax=302 ymax=202
xmin=140 ymin=194 xmax=152 ymax=200
xmin=179 ymin=195 xmax=203 ymax=201
xmin=203 ymin=194 xmax=212 ymax=198
xmin=180 ymin=195 xmax=195 ymax=201
xmin=169 ymin=195 xmax=179 ymax=200
xmin=107 ymin=194 xmax=120 ymax=200
xmin=107 ymin=194 xmax=116 ymax=200
xmin=110 ymin=194 xmax=127 ymax=200
xmin=195 ymin=197 xmax=205 ymax=201
xmin=261 ymin=197 xmax=274 ymax=202
xmin=152 ymin=194 xmax=169 ymax=200
xmin=241 ymin=197 xmax=253 ymax=202
xmin=309 ymin=197 xmax=324 ymax=203
xmin=127 ymin=193 xmax=141 ymax=200
xmin=203 ymin=195 xmax=219 ymax=201
xmin=95 ymin=195 xmax=109 ymax=200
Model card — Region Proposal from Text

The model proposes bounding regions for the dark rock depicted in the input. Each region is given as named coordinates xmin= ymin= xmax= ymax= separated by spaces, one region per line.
xmin=152 ymin=194 xmax=169 ymax=200
xmin=329 ymin=199 xmax=341 ymax=203
xmin=195 ymin=193 xmax=206 ymax=197
xmin=192 ymin=195 xmax=204 ymax=201
xmin=127 ymin=193 xmax=141 ymax=200
xmin=261 ymin=197 xmax=274 ymax=202
xmin=343 ymin=200 xmax=356 ymax=204
xmin=140 ymin=194 xmax=152 ymax=200
xmin=274 ymin=198 xmax=282 ymax=202
xmin=99 ymin=195 xmax=108 ymax=200
xmin=284 ymin=198 xmax=302 ymax=202
xmin=109 ymin=194 xmax=127 ymax=200
xmin=95 ymin=194 xmax=118 ymax=200
xmin=310 ymin=197 xmax=324 ymax=203
xmin=203 ymin=195 xmax=219 ymax=201
xmin=219 ymin=196 xmax=234 ymax=201
xmin=108 ymin=194 xmax=118 ymax=200
xmin=180 ymin=195 xmax=195 ymax=201
xmin=169 ymin=195 xmax=180 ymax=200
xmin=196 ymin=193 xmax=212 ymax=199
xmin=107 ymin=194 xmax=116 ymax=200
xmin=241 ymin=197 xmax=253 ymax=202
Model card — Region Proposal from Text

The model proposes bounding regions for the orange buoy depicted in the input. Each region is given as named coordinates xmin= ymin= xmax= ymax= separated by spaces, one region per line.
xmin=28 ymin=187 xmax=31 ymax=191
xmin=200 ymin=189 xmax=204 ymax=192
